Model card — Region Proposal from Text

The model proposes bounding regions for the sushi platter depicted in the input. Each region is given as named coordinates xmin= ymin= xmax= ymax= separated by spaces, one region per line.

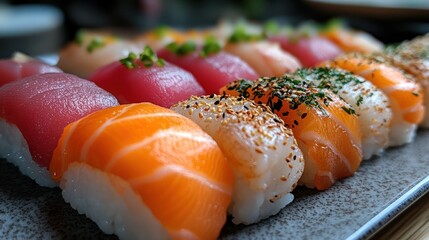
xmin=1 ymin=130 xmax=429 ymax=239
xmin=1 ymin=19 xmax=429 ymax=240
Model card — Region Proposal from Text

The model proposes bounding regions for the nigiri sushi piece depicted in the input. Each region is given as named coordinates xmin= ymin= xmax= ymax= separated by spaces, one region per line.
xmin=157 ymin=40 xmax=258 ymax=94
xmin=171 ymin=95 xmax=304 ymax=224
xmin=90 ymin=47 xmax=205 ymax=107
xmin=223 ymin=29 xmax=301 ymax=77
xmin=57 ymin=30 xmax=143 ymax=78
xmin=50 ymin=103 xmax=233 ymax=240
xmin=321 ymin=53 xmax=425 ymax=146
xmin=382 ymin=34 xmax=429 ymax=127
xmin=320 ymin=20 xmax=384 ymax=53
xmin=221 ymin=78 xmax=362 ymax=190
xmin=0 ymin=73 xmax=119 ymax=187
xmin=207 ymin=19 xmax=264 ymax=46
xmin=0 ymin=52 xmax=62 ymax=87
xmin=268 ymin=35 xmax=342 ymax=67
xmin=134 ymin=26 xmax=207 ymax=50
xmin=290 ymin=67 xmax=392 ymax=159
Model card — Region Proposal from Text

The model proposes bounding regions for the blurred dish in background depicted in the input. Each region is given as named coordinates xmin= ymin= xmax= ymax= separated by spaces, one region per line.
xmin=0 ymin=4 xmax=63 ymax=58
xmin=304 ymin=0 xmax=429 ymax=20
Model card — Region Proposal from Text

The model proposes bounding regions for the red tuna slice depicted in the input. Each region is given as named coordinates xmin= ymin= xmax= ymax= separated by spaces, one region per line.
xmin=0 ymin=73 xmax=119 ymax=168
xmin=269 ymin=35 xmax=343 ymax=67
xmin=157 ymin=49 xmax=258 ymax=94
xmin=0 ymin=59 xmax=63 ymax=87
xmin=89 ymin=60 xmax=205 ymax=107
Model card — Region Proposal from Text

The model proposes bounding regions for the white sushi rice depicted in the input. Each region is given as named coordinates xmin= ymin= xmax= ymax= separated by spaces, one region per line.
xmin=388 ymin=104 xmax=418 ymax=146
xmin=0 ymin=119 xmax=57 ymax=187
xmin=61 ymin=162 xmax=170 ymax=240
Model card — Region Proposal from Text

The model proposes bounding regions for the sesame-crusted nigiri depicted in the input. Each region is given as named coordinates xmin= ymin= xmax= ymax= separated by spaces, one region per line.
xmin=289 ymin=68 xmax=392 ymax=159
xmin=171 ymin=95 xmax=304 ymax=224
xmin=221 ymin=78 xmax=363 ymax=191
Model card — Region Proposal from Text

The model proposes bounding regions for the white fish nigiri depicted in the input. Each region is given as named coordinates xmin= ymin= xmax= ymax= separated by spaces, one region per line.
xmin=171 ymin=95 xmax=304 ymax=225
xmin=57 ymin=31 xmax=143 ymax=78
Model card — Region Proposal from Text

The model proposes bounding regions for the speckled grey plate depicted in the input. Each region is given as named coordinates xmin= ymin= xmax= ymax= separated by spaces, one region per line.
xmin=1 ymin=130 xmax=429 ymax=240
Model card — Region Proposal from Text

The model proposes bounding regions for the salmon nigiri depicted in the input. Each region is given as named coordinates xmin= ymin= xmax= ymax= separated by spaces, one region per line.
xmin=319 ymin=20 xmax=384 ymax=53
xmin=321 ymin=53 xmax=425 ymax=146
xmin=221 ymin=78 xmax=362 ymax=190
xmin=383 ymin=34 xmax=429 ymax=127
xmin=50 ymin=103 xmax=233 ymax=240
xmin=223 ymin=27 xmax=301 ymax=77
xmin=289 ymin=68 xmax=392 ymax=160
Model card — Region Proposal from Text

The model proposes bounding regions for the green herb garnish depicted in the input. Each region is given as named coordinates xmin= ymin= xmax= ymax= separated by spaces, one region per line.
xmin=86 ymin=38 xmax=105 ymax=53
xmin=140 ymin=46 xmax=165 ymax=67
xmin=119 ymin=46 xmax=165 ymax=69
xmin=356 ymin=95 xmax=364 ymax=106
xmin=263 ymin=20 xmax=279 ymax=36
xmin=154 ymin=25 xmax=169 ymax=38
xmin=166 ymin=41 xmax=197 ymax=55
xmin=120 ymin=52 xmax=138 ymax=69
xmin=228 ymin=26 xmax=263 ymax=43
xmin=200 ymin=37 xmax=221 ymax=57
xmin=341 ymin=106 xmax=356 ymax=115
xmin=75 ymin=30 xmax=85 ymax=45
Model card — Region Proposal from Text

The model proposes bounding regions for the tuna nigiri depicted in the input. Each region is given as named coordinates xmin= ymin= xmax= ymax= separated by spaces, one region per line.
xmin=157 ymin=40 xmax=258 ymax=94
xmin=50 ymin=103 xmax=233 ymax=240
xmin=322 ymin=53 xmax=425 ymax=146
xmin=90 ymin=47 xmax=205 ymax=107
xmin=0 ymin=73 xmax=119 ymax=187
xmin=57 ymin=31 xmax=143 ymax=78
xmin=0 ymin=52 xmax=62 ymax=87
xmin=268 ymin=35 xmax=342 ymax=67
xmin=171 ymin=95 xmax=304 ymax=224
xmin=222 ymin=77 xmax=362 ymax=190
xmin=290 ymin=68 xmax=392 ymax=159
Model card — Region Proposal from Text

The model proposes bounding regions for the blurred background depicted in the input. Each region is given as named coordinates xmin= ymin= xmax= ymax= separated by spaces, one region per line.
xmin=1 ymin=0 xmax=429 ymax=57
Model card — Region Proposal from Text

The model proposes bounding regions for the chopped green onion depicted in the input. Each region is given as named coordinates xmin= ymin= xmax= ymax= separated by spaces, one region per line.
xmin=228 ymin=26 xmax=263 ymax=43
xmin=120 ymin=52 xmax=138 ymax=69
xmin=263 ymin=20 xmax=279 ymax=36
xmin=140 ymin=46 xmax=156 ymax=67
xmin=75 ymin=30 xmax=85 ymax=45
xmin=200 ymin=38 xmax=221 ymax=57
xmin=154 ymin=25 xmax=169 ymax=38
xmin=86 ymin=38 xmax=105 ymax=53
xmin=166 ymin=41 xmax=197 ymax=55
xmin=120 ymin=46 xmax=165 ymax=69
